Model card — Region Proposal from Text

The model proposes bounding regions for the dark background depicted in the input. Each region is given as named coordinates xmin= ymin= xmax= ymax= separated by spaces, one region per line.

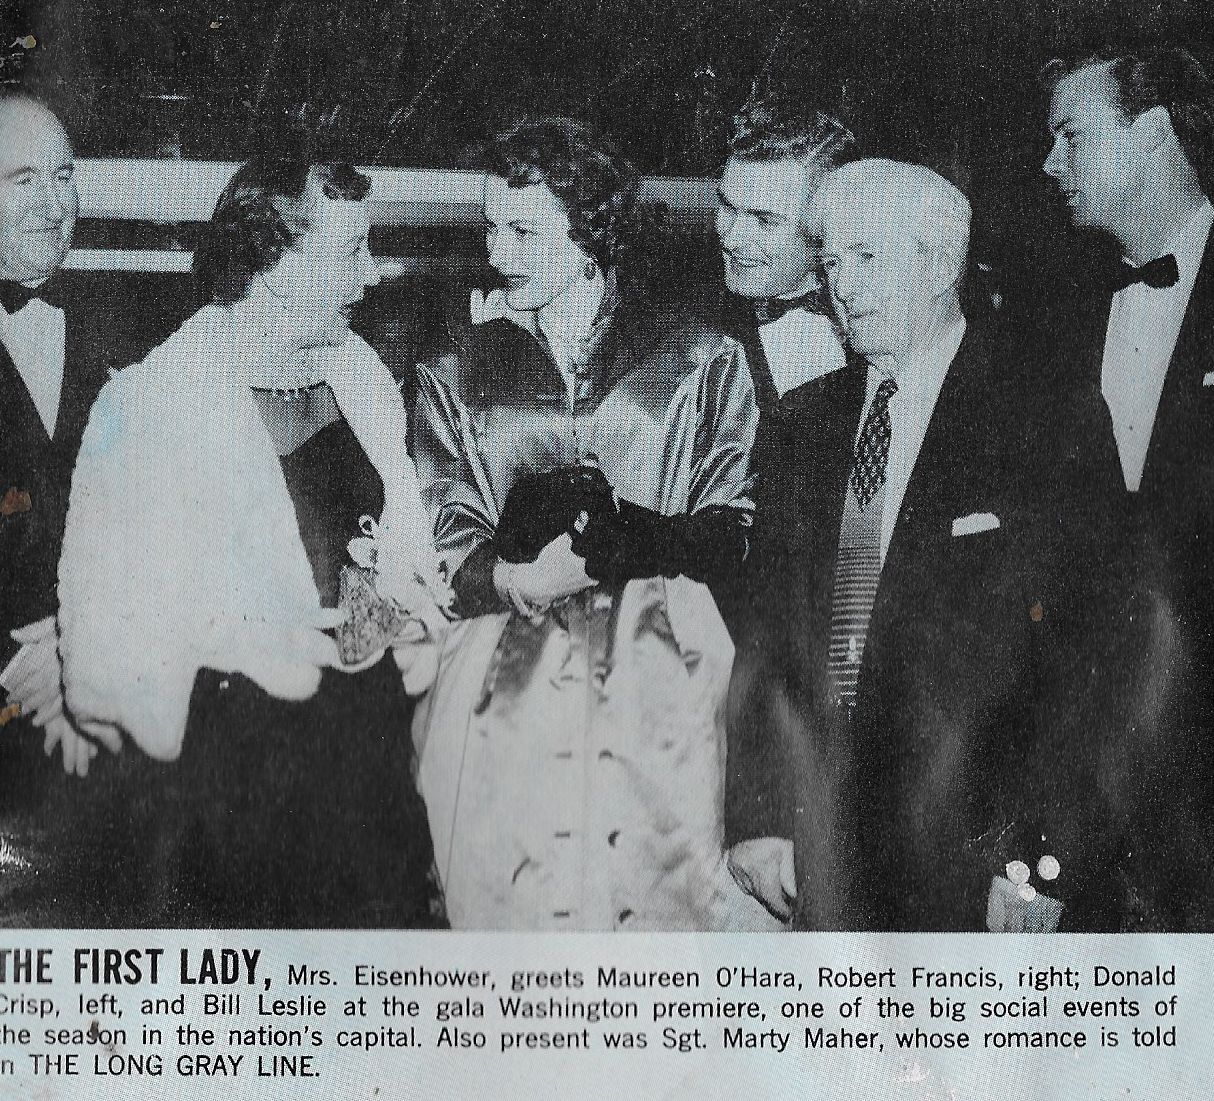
xmin=3 ymin=0 xmax=1213 ymax=367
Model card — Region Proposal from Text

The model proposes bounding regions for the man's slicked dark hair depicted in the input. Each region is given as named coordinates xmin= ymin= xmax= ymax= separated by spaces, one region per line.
xmin=193 ymin=157 xmax=371 ymax=306
xmin=1040 ymin=46 xmax=1214 ymax=195
xmin=726 ymin=96 xmax=856 ymax=174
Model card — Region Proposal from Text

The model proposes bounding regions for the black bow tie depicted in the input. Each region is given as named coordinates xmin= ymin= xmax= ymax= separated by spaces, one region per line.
xmin=1111 ymin=254 xmax=1180 ymax=293
xmin=754 ymin=295 xmax=813 ymax=325
xmin=0 ymin=278 xmax=65 ymax=315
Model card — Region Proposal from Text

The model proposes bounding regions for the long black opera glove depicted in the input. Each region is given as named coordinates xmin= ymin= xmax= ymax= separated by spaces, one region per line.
xmin=571 ymin=498 xmax=751 ymax=585
xmin=495 ymin=465 xmax=615 ymax=563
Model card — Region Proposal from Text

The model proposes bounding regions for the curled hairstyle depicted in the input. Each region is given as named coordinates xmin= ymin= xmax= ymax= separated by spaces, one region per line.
xmin=1040 ymin=46 xmax=1214 ymax=194
xmin=727 ymin=96 xmax=856 ymax=174
xmin=476 ymin=117 xmax=639 ymax=270
xmin=193 ymin=157 xmax=371 ymax=305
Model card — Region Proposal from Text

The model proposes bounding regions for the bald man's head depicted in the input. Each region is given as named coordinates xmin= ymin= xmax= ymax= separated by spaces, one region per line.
xmin=0 ymin=95 xmax=78 ymax=284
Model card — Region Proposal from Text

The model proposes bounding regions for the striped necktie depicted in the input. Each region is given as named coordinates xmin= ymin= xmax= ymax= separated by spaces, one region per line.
xmin=827 ymin=376 xmax=898 ymax=706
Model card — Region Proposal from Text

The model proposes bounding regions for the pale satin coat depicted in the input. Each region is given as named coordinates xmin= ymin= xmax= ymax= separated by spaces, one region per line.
xmin=412 ymin=297 xmax=775 ymax=930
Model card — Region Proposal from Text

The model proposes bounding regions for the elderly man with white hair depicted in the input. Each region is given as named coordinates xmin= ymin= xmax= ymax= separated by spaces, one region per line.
xmin=725 ymin=158 xmax=1090 ymax=930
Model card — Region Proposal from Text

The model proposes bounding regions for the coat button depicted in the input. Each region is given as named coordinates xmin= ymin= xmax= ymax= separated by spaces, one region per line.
xmin=616 ymin=908 xmax=633 ymax=925
xmin=608 ymin=830 xmax=620 ymax=847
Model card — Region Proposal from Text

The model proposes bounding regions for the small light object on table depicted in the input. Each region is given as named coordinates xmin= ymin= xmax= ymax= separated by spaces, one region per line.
xmin=1037 ymin=854 xmax=1060 ymax=881
xmin=1005 ymin=859 xmax=1030 ymax=886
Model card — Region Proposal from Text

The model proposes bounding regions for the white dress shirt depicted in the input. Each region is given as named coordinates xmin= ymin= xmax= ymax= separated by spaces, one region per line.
xmin=758 ymin=307 xmax=847 ymax=397
xmin=1 ymin=296 xmax=66 ymax=437
xmin=859 ymin=318 xmax=966 ymax=563
xmin=1102 ymin=199 xmax=1214 ymax=492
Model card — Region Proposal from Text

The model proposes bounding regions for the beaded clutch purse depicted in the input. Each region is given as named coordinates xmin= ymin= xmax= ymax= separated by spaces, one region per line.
xmin=335 ymin=565 xmax=411 ymax=666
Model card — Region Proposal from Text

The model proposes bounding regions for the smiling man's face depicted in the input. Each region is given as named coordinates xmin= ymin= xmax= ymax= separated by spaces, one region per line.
xmin=0 ymin=98 xmax=78 ymax=284
xmin=715 ymin=155 xmax=824 ymax=300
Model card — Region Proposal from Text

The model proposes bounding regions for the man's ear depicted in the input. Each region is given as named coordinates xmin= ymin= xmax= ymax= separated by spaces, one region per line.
xmin=1131 ymin=104 xmax=1177 ymax=153
xmin=927 ymin=248 xmax=963 ymax=297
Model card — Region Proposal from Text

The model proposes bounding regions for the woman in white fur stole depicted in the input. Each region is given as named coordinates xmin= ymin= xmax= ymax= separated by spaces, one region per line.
xmin=57 ymin=157 xmax=450 ymax=928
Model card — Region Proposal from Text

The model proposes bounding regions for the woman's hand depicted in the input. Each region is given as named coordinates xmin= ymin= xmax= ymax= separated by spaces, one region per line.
xmin=3 ymin=619 xmax=124 ymax=778
xmin=497 ymin=533 xmax=597 ymax=619
xmin=44 ymin=715 xmax=98 ymax=778
xmin=391 ymin=619 xmax=442 ymax=695
xmin=222 ymin=609 xmax=346 ymax=700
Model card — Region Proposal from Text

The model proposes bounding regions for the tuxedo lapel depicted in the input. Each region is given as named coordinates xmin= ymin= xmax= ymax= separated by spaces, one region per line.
xmin=0 ymin=336 xmax=52 ymax=458
xmin=0 ymin=335 xmax=56 ymax=666
xmin=876 ymin=329 xmax=987 ymax=602
xmin=716 ymin=294 xmax=779 ymax=412
xmin=1138 ymin=238 xmax=1214 ymax=498
xmin=55 ymin=301 xmax=92 ymax=446
xmin=809 ymin=359 xmax=868 ymax=516
xmin=739 ymin=320 xmax=780 ymax=413
xmin=1 ymin=299 xmax=110 ymax=461
xmin=1 ymin=297 xmax=111 ymax=650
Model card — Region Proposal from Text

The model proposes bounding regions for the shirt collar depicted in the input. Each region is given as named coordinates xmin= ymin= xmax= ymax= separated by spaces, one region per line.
xmin=868 ymin=317 xmax=966 ymax=400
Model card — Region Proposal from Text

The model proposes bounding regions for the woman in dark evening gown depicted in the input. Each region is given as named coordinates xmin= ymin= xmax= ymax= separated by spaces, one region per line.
xmin=164 ymin=419 xmax=444 ymax=928
xmin=57 ymin=157 xmax=448 ymax=928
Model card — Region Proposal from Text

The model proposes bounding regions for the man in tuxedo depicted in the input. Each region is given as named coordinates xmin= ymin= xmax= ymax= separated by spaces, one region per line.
xmin=724 ymin=159 xmax=1092 ymax=930
xmin=0 ymin=94 xmax=99 ymax=777
xmin=714 ymin=99 xmax=854 ymax=414
xmin=711 ymin=101 xmax=857 ymax=640
xmin=0 ymin=94 xmax=169 ymax=924
xmin=0 ymin=94 xmax=113 ymax=781
xmin=1040 ymin=46 xmax=1214 ymax=929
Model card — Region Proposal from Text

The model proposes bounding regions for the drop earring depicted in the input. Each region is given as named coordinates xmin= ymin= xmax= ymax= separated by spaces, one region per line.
xmin=584 ymin=258 xmax=597 ymax=281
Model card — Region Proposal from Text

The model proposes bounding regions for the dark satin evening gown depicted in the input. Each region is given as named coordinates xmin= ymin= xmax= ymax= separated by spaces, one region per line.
xmin=142 ymin=419 xmax=444 ymax=928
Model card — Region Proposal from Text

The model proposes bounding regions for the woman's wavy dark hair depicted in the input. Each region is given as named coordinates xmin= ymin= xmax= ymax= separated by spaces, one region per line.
xmin=475 ymin=117 xmax=641 ymax=272
xmin=193 ymin=157 xmax=371 ymax=305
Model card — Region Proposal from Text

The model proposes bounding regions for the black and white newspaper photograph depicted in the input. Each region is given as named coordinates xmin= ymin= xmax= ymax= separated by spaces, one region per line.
xmin=0 ymin=0 xmax=1210 ymax=1096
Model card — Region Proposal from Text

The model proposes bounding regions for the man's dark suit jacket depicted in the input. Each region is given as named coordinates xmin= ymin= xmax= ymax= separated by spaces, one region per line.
xmin=725 ymin=323 xmax=1118 ymax=931
xmin=0 ymin=273 xmax=169 ymax=924
xmin=728 ymin=304 xmax=781 ymax=417
xmin=1029 ymin=230 xmax=1214 ymax=931
xmin=713 ymin=293 xmax=843 ymax=641
xmin=0 ymin=275 xmax=120 ymax=675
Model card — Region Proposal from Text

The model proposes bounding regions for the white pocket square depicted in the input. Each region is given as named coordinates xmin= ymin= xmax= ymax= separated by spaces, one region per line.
xmin=952 ymin=512 xmax=1000 ymax=537
xmin=1203 ymin=370 xmax=1214 ymax=387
